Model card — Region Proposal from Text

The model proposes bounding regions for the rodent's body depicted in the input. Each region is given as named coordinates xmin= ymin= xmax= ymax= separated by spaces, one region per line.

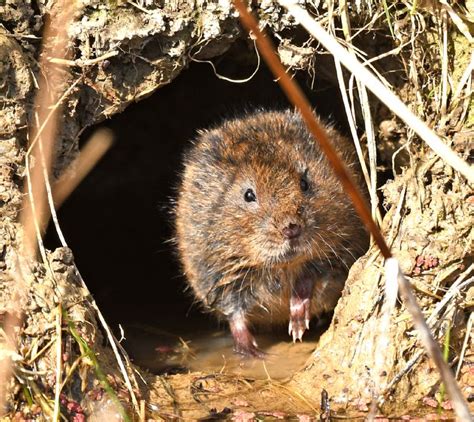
xmin=175 ymin=109 xmax=367 ymax=357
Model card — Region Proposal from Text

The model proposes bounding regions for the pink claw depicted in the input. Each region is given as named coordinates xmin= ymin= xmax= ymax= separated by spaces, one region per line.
xmin=289 ymin=277 xmax=315 ymax=342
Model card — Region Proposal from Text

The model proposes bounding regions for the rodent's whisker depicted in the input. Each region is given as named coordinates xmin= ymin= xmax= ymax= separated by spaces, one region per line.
xmin=313 ymin=233 xmax=334 ymax=269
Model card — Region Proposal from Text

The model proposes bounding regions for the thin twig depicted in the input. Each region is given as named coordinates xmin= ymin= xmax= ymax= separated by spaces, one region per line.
xmin=34 ymin=112 xmax=68 ymax=249
xmin=53 ymin=128 xmax=115 ymax=208
xmin=370 ymin=257 xmax=399 ymax=416
xmin=426 ymin=265 xmax=474 ymax=327
xmin=337 ymin=5 xmax=381 ymax=228
xmin=384 ymin=349 xmax=424 ymax=393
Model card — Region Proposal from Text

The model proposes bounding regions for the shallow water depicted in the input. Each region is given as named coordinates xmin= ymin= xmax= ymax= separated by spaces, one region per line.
xmin=122 ymin=322 xmax=324 ymax=380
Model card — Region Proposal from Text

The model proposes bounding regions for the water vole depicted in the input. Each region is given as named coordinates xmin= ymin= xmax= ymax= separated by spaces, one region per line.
xmin=175 ymin=109 xmax=368 ymax=357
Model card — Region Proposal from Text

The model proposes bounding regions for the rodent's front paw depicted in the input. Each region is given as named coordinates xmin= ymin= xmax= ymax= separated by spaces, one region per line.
xmin=289 ymin=297 xmax=311 ymax=342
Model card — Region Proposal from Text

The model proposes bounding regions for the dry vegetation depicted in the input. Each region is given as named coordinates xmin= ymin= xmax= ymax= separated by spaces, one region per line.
xmin=0 ymin=0 xmax=473 ymax=420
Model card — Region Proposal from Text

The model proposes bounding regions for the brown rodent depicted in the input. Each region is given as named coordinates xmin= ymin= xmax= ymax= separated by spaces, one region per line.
xmin=175 ymin=109 xmax=368 ymax=357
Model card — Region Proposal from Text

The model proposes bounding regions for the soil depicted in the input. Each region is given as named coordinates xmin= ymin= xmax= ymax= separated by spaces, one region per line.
xmin=1 ymin=1 xmax=473 ymax=420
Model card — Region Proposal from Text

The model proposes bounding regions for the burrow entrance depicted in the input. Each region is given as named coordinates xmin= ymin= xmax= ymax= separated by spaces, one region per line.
xmin=45 ymin=43 xmax=357 ymax=378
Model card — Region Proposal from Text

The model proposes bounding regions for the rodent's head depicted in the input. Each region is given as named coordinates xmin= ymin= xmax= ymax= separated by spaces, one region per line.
xmin=224 ymin=159 xmax=317 ymax=265
xmin=178 ymin=110 xmax=362 ymax=270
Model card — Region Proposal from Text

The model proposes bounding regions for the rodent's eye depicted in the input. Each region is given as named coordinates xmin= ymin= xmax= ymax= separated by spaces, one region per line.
xmin=244 ymin=188 xmax=257 ymax=202
xmin=300 ymin=177 xmax=310 ymax=192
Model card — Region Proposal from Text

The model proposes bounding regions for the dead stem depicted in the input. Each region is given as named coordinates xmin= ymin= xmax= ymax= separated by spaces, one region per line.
xmin=336 ymin=3 xmax=383 ymax=229
xmin=370 ymin=257 xmax=400 ymax=417
xmin=52 ymin=128 xmax=115 ymax=209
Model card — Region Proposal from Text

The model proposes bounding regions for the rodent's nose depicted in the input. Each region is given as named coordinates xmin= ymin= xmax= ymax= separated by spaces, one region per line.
xmin=282 ymin=223 xmax=302 ymax=240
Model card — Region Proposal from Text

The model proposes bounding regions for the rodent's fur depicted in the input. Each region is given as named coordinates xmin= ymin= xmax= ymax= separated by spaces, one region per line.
xmin=175 ymin=109 xmax=368 ymax=355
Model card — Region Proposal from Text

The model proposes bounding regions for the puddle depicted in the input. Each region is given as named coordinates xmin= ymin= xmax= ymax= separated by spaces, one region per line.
xmin=122 ymin=322 xmax=325 ymax=380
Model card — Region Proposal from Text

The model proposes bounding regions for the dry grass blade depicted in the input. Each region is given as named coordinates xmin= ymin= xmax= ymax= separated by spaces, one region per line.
xmin=279 ymin=0 xmax=474 ymax=184
xmin=337 ymin=4 xmax=382 ymax=229
xmin=53 ymin=128 xmax=115 ymax=209
xmin=370 ymin=257 xmax=399 ymax=416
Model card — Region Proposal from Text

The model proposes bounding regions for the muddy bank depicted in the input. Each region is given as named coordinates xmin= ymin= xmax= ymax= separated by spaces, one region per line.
xmin=1 ymin=1 xmax=473 ymax=420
